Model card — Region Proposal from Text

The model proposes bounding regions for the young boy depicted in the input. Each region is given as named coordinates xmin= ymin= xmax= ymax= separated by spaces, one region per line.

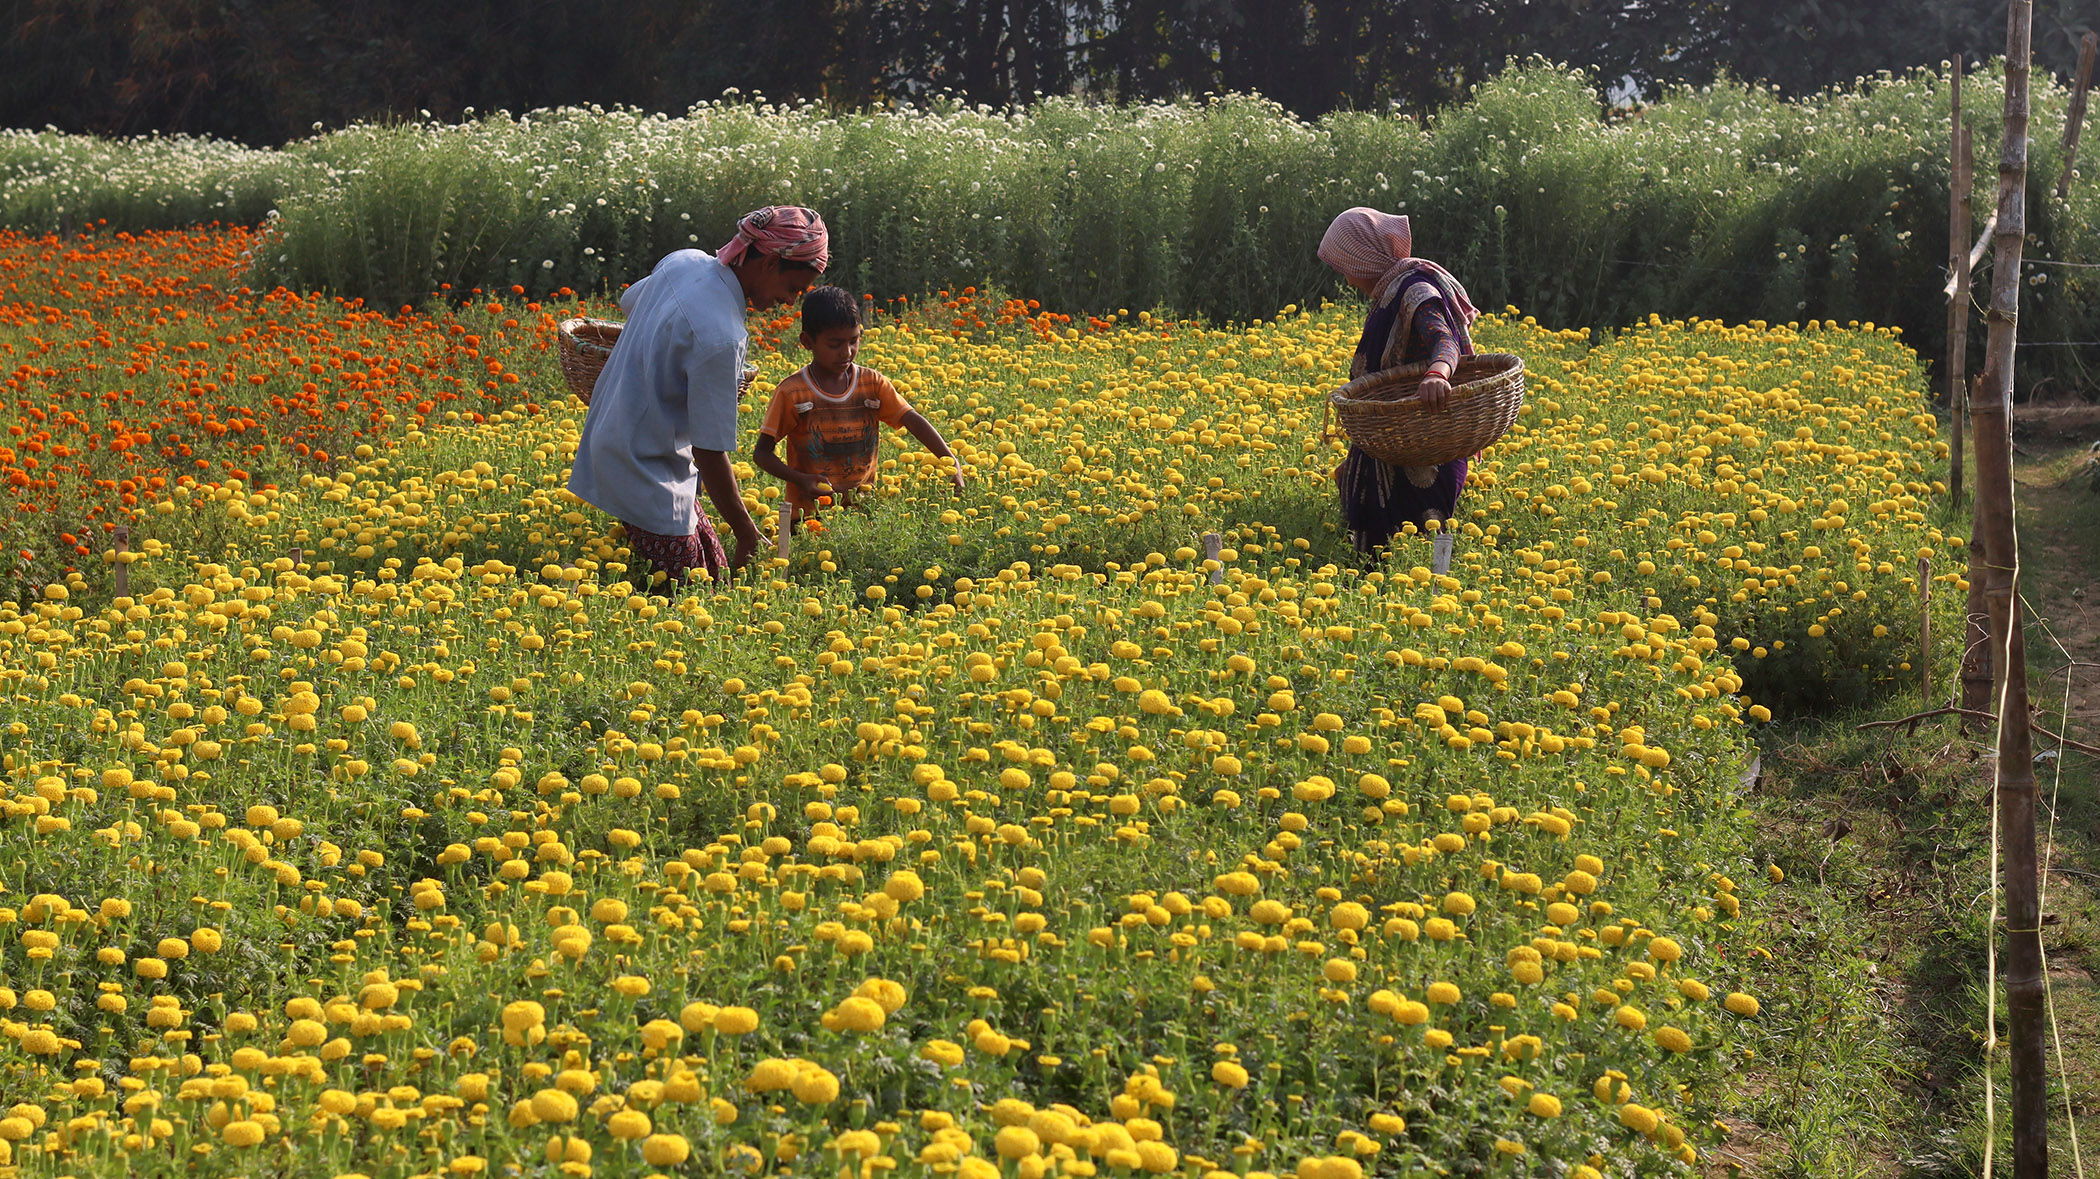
xmin=754 ymin=285 xmax=965 ymax=530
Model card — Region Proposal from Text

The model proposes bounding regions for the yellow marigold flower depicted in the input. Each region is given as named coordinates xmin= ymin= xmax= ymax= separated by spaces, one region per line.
xmin=713 ymin=1006 xmax=760 ymax=1035
xmin=1618 ymin=1103 xmax=1660 ymax=1135
xmin=921 ymin=1039 xmax=966 ymax=1067
xmin=530 ymin=1088 xmax=578 ymax=1123
xmin=607 ymin=1110 xmax=651 ymax=1140
xmin=791 ymin=1066 xmax=840 ymax=1105
xmin=855 ymin=977 xmax=908 ymax=1013
xmin=1136 ymin=1141 xmax=1178 ymax=1172
xmin=1211 ymin=1061 xmax=1249 ymax=1088
xmin=995 ymin=1126 xmax=1042 ymax=1159
xmin=1725 ymin=992 xmax=1761 ymax=1017
xmin=989 ymin=1098 xmax=1035 ymax=1126
xmin=1653 ymin=1026 xmax=1693 ymax=1053
xmin=221 ymin=1120 xmax=265 ymax=1147
xmin=1647 ymin=936 xmax=1682 ymax=963
xmin=1425 ymin=982 xmax=1461 ymax=1005
xmin=830 ymin=996 xmax=887 ymax=1033
xmin=746 ymin=1058 xmax=798 ymax=1093
xmin=1614 ymin=1006 xmax=1647 ymax=1031
xmin=836 ymin=1130 xmax=884 ymax=1157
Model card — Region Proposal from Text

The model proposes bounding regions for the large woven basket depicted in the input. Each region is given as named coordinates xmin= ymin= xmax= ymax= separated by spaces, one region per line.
xmin=558 ymin=317 xmax=622 ymax=405
xmin=1328 ymin=352 xmax=1525 ymax=467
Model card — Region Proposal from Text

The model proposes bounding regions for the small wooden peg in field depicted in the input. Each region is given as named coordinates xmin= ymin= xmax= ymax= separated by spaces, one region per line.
xmin=113 ymin=525 xmax=130 ymax=599
xmin=1201 ymin=532 xmax=1224 ymax=585
xmin=776 ymin=503 xmax=794 ymax=560
xmin=1918 ymin=554 xmax=1932 ymax=704
xmin=290 ymin=547 xmax=303 ymax=569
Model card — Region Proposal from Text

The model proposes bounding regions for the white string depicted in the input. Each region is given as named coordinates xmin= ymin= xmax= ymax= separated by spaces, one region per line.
xmin=1984 ymin=669 xmax=2002 ymax=1178
xmin=2023 ymin=595 xmax=2089 ymax=1178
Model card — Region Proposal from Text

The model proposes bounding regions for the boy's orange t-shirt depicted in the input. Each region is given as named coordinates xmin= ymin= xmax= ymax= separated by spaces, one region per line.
xmin=759 ymin=364 xmax=913 ymax=508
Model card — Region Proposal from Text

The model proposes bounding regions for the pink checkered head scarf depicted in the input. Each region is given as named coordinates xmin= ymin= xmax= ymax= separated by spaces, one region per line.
xmin=1318 ymin=207 xmax=1478 ymax=324
xmin=717 ymin=205 xmax=830 ymax=272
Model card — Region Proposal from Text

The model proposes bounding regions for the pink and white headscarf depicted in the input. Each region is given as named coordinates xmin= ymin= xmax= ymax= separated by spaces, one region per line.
xmin=717 ymin=205 xmax=830 ymax=272
xmin=1317 ymin=207 xmax=1479 ymax=325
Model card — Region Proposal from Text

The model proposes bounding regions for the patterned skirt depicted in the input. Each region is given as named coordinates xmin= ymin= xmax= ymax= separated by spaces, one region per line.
xmin=621 ymin=513 xmax=728 ymax=589
xmin=1335 ymin=446 xmax=1467 ymax=554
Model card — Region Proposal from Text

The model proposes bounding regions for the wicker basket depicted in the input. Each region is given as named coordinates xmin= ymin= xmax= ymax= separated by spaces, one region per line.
xmin=1328 ymin=352 xmax=1525 ymax=467
xmin=558 ymin=317 xmax=623 ymax=405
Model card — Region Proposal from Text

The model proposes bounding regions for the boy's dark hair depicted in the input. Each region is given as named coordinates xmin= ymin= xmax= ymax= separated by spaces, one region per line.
xmin=799 ymin=285 xmax=861 ymax=336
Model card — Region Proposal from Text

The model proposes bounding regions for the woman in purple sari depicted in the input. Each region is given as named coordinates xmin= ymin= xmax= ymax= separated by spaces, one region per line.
xmin=1318 ymin=208 xmax=1481 ymax=556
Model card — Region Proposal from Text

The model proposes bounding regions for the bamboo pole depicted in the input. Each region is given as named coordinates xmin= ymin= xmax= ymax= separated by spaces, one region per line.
xmin=1919 ymin=554 xmax=1932 ymax=705
xmin=1948 ymin=57 xmax=1972 ymax=505
xmin=1977 ymin=4 xmax=2047 ymax=1174
xmin=1961 ymin=381 xmax=1995 ymax=717
xmin=2057 ymin=31 xmax=2097 ymax=199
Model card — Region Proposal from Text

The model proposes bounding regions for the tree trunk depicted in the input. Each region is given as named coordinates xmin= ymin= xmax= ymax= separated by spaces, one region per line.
xmin=1977 ymin=3 xmax=2046 ymax=1175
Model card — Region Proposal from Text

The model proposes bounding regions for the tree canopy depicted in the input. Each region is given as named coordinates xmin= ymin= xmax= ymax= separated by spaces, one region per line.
xmin=5 ymin=0 xmax=2096 ymax=144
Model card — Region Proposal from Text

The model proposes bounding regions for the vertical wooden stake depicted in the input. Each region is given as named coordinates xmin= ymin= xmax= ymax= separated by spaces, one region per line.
xmin=775 ymin=503 xmax=794 ymax=560
xmin=113 ymin=525 xmax=130 ymax=600
xmin=290 ymin=547 xmax=303 ymax=569
xmin=1918 ymin=555 xmax=1932 ymax=705
xmin=1977 ymin=3 xmax=2045 ymax=1175
xmin=1948 ymin=57 xmax=1973 ymax=506
xmin=1201 ymin=532 xmax=1224 ymax=585
xmin=2057 ymin=31 xmax=2098 ymax=199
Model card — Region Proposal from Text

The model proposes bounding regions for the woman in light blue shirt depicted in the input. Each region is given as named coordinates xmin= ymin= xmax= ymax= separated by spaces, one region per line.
xmin=568 ymin=206 xmax=827 ymax=586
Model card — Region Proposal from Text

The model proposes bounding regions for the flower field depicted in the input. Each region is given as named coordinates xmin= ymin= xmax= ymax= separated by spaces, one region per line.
xmin=0 ymin=231 xmax=1959 ymax=1177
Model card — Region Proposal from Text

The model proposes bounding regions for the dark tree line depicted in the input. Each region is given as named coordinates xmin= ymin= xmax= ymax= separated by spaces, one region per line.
xmin=5 ymin=0 xmax=2097 ymax=144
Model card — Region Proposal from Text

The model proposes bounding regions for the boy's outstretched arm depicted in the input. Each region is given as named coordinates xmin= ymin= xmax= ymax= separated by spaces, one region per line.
xmin=899 ymin=411 xmax=966 ymax=494
xmin=753 ymin=432 xmax=827 ymax=501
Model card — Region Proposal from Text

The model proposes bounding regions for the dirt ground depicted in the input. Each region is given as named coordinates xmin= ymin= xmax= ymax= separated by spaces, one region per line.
xmin=1705 ymin=414 xmax=2100 ymax=1177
